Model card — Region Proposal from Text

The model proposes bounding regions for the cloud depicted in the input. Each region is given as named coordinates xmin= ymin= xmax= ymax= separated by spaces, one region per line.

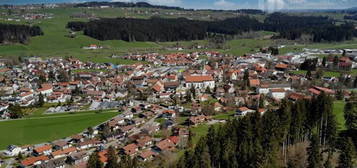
xmin=213 ymin=0 xmax=237 ymax=9
xmin=266 ymin=0 xmax=285 ymax=11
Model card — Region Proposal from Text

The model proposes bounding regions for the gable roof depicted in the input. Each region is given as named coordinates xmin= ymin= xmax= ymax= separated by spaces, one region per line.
xmin=185 ymin=75 xmax=214 ymax=83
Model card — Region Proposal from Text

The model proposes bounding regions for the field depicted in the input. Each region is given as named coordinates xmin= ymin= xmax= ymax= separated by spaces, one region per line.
xmin=333 ymin=101 xmax=346 ymax=131
xmin=0 ymin=110 xmax=118 ymax=149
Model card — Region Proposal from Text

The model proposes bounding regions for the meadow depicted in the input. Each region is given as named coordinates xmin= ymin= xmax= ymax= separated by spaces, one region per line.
xmin=0 ymin=110 xmax=118 ymax=149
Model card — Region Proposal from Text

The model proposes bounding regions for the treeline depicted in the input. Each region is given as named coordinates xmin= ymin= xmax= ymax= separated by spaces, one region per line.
xmin=67 ymin=13 xmax=356 ymax=43
xmin=344 ymin=14 xmax=357 ymax=20
xmin=265 ymin=13 xmax=356 ymax=42
xmin=176 ymin=93 xmax=355 ymax=168
xmin=74 ymin=1 xmax=185 ymax=10
xmin=0 ymin=23 xmax=43 ymax=44
xmin=67 ymin=17 xmax=262 ymax=42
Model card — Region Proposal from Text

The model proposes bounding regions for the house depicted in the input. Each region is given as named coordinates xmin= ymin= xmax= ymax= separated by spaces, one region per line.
xmin=154 ymin=139 xmax=176 ymax=152
xmin=275 ymin=63 xmax=288 ymax=71
xmin=98 ymin=150 xmax=108 ymax=164
xmin=21 ymin=155 xmax=49 ymax=167
xmin=138 ymin=150 xmax=157 ymax=161
xmin=184 ymin=75 xmax=215 ymax=89
xmin=34 ymin=145 xmax=52 ymax=156
xmin=188 ymin=115 xmax=211 ymax=125
xmin=136 ymin=136 xmax=153 ymax=149
xmin=309 ymin=86 xmax=335 ymax=95
xmin=4 ymin=145 xmax=22 ymax=156
xmin=77 ymin=139 xmax=100 ymax=150
xmin=162 ymin=110 xmax=176 ymax=118
xmin=236 ymin=107 xmax=255 ymax=116
xmin=249 ymin=79 xmax=260 ymax=88
xmin=268 ymin=88 xmax=287 ymax=100
xmin=68 ymin=151 xmax=89 ymax=165
xmin=121 ymin=143 xmax=138 ymax=156
xmin=51 ymin=147 xmax=77 ymax=159
xmin=52 ymin=140 xmax=69 ymax=150
xmin=34 ymin=158 xmax=66 ymax=168
xmin=152 ymin=81 xmax=164 ymax=93
xmin=168 ymin=136 xmax=180 ymax=145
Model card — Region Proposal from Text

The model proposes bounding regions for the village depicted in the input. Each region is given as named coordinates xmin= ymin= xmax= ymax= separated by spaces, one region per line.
xmin=0 ymin=46 xmax=356 ymax=168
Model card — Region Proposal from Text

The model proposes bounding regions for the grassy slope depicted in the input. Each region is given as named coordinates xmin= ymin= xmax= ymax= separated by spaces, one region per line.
xmin=0 ymin=111 xmax=117 ymax=149
xmin=0 ymin=8 xmax=160 ymax=64
xmin=333 ymin=101 xmax=346 ymax=131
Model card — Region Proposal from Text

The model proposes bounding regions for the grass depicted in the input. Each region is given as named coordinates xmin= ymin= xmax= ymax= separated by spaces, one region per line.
xmin=0 ymin=111 xmax=118 ymax=149
xmin=213 ymin=111 xmax=235 ymax=120
xmin=224 ymin=39 xmax=272 ymax=56
xmin=333 ymin=101 xmax=346 ymax=131
xmin=190 ymin=124 xmax=211 ymax=146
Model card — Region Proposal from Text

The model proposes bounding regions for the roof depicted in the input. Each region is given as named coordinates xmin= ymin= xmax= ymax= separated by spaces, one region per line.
xmin=275 ymin=63 xmax=288 ymax=69
xmin=168 ymin=136 xmax=180 ymax=145
xmin=34 ymin=145 xmax=52 ymax=153
xmin=98 ymin=150 xmax=108 ymax=163
xmin=21 ymin=155 xmax=49 ymax=166
xmin=140 ymin=150 xmax=157 ymax=159
xmin=238 ymin=107 xmax=252 ymax=112
xmin=185 ymin=75 xmax=214 ymax=83
xmin=123 ymin=143 xmax=138 ymax=155
xmin=51 ymin=147 xmax=76 ymax=157
xmin=270 ymin=88 xmax=286 ymax=93
xmin=249 ymin=79 xmax=260 ymax=87
xmin=156 ymin=139 xmax=175 ymax=151
xmin=136 ymin=136 xmax=152 ymax=147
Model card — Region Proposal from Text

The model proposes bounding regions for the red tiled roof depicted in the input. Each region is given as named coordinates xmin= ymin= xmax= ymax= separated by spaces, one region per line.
xmin=98 ymin=150 xmax=108 ymax=163
xmin=168 ymin=136 xmax=180 ymax=145
xmin=123 ymin=143 xmax=138 ymax=155
xmin=140 ymin=150 xmax=157 ymax=159
xmin=21 ymin=155 xmax=49 ymax=166
xmin=51 ymin=147 xmax=76 ymax=157
xmin=275 ymin=63 xmax=288 ymax=69
xmin=249 ymin=79 xmax=260 ymax=87
xmin=34 ymin=145 xmax=52 ymax=153
xmin=185 ymin=75 xmax=214 ymax=83
xmin=156 ymin=139 xmax=175 ymax=151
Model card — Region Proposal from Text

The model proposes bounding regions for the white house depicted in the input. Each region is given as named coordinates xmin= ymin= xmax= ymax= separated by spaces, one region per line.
xmin=268 ymin=88 xmax=287 ymax=100
xmin=184 ymin=75 xmax=215 ymax=89
xmin=236 ymin=107 xmax=255 ymax=116
xmin=4 ymin=145 xmax=22 ymax=156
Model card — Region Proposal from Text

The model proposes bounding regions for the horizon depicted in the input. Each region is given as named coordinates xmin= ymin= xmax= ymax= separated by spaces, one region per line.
xmin=0 ymin=0 xmax=356 ymax=10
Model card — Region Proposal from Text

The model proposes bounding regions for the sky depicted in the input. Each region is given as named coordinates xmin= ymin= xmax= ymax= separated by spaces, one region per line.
xmin=0 ymin=0 xmax=357 ymax=10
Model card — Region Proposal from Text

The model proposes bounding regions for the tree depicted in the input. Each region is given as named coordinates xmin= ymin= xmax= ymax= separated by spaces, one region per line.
xmin=8 ymin=104 xmax=24 ymax=119
xmin=338 ymin=137 xmax=355 ymax=168
xmin=344 ymin=101 xmax=357 ymax=130
xmin=105 ymin=146 xmax=119 ymax=168
xmin=87 ymin=127 xmax=94 ymax=136
xmin=87 ymin=152 xmax=103 ymax=168
xmin=322 ymin=57 xmax=327 ymax=67
xmin=37 ymin=93 xmax=45 ymax=107
xmin=307 ymin=134 xmax=322 ymax=168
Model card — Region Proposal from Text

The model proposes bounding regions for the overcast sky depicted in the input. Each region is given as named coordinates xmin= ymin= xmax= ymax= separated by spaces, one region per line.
xmin=0 ymin=0 xmax=356 ymax=10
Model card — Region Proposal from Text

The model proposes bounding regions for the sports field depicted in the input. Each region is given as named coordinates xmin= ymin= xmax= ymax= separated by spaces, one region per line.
xmin=0 ymin=110 xmax=117 ymax=149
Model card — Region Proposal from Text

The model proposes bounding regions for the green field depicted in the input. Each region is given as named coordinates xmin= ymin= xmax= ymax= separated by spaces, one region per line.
xmin=0 ymin=111 xmax=118 ymax=149
xmin=333 ymin=101 xmax=346 ymax=130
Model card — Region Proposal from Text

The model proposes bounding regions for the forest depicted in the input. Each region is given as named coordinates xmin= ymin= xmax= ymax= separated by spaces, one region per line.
xmin=74 ymin=1 xmax=185 ymax=10
xmin=67 ymin=13 xmax=356 ymax=43
xmin=175 ymin=93 xmax=357 ymax=168
xmin=0 ymin=23 xmax=43 ymax=44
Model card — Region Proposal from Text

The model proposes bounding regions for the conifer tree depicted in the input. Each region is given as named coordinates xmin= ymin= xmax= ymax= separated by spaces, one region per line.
xmin=88 ymin=152 xmax=103 ymax=168
xmin=105 ymin=146 xmax=119 ymax=168
xmin=307 ymin=134 xmax=322 ymax=168
xmin=338 ymin=137 xmax=355 ymax=168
